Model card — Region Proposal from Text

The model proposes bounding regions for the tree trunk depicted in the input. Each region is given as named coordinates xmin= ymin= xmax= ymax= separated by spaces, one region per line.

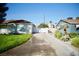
xmin=64 ymin=28 xmax=67 ymax=35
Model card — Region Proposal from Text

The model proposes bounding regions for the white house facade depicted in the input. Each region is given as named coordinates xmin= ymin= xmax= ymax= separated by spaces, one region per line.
xmin=0 ymin=20 xmax=36 ymax=34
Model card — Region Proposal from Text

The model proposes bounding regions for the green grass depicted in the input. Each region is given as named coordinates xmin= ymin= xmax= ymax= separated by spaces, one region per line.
xmin=68 ymin=33 xmax=79 ymax=48
xmin=69 ymin=32 xmax=78 ymax=38
xmin=55 ymin=30 xmax=62 ymax=39
xmin=55 ymin=31 xmax=79 ymax=48
xmin=0 ymin=34 xmax=32 ymax=53
xmin=71 ymin=36 xmax=79 ymax=48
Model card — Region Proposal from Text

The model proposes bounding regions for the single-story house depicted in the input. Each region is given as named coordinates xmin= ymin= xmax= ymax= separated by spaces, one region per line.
xmin=56 ymin=19 xmax=79 ymax=35
xmin=0 ymin=19 xmax=36 ymax=34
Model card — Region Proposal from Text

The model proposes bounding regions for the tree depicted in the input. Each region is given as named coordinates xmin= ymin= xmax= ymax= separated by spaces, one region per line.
xmin=67 ymin=17 xmax=73 ymax=20
xmin=38 ymin=23 xmax=48 ymax=28
xmin=0 ymin=3 xmax=8 ymax=23
xmin=76 ymin=17 xmax=79 ymax=20
xmin=49 ymin=21 xmax=52 ymax=23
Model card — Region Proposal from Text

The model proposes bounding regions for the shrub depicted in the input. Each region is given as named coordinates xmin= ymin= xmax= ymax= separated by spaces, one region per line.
xmin=61 ymin=34 xmax=70 ymax=41
xmin=71 ymin=36 xmax=79 ymax=48
xmin=69 ymin=33 xmax=78 ymax=38
xmin=55 ymin=30 xmax=62 ymax=39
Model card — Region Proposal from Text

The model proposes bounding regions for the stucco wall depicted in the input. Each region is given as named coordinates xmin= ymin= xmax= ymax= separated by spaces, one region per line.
xmin=57 ymin=21 xmax=79 ymax=35
xmin=0 ymin=23 xmax=33 ymax=34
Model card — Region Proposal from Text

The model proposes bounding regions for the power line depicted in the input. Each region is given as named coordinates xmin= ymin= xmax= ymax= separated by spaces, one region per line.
xmin=44 ymin=15 xmax=45 ymax=24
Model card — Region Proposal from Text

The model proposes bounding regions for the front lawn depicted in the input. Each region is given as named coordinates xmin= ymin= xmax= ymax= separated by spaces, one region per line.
xmin=0 ymin=34 xmax=32 ymax=53
xmin=55 ymin=31 xmax=79 ymax=48
xmin=69 ymin=33 xmax=79 ymax=48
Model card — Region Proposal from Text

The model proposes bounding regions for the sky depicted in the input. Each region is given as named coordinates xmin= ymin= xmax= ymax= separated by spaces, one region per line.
xmin=6 ymin=3 xmax=79 ymax=25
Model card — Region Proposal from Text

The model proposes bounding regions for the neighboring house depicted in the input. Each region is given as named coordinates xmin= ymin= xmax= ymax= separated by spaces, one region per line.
xmin=48 ymin=21 xmax=54 ymax=28
xmin=56 ymin=19 xmax=79 ymax=35
xmin=0 ymin=20 xmax=36 ymax=34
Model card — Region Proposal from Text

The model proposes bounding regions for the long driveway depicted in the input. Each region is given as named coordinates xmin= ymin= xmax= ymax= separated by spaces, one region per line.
xmin=0 ymin=33 xmax=78 ymax=56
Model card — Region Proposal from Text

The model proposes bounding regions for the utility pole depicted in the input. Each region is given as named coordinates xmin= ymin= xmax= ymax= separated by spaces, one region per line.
xmin=44 ymin=15 xmax=45 ymax=24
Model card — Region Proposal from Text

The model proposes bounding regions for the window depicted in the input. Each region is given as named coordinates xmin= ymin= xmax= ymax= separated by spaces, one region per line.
xmin=76 ymin=25 xmax=79 ymax=30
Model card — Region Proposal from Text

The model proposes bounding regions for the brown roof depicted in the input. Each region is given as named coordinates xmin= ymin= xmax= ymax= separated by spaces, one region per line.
xmin=56 ymin=19 xmax=79 ymax=27
xmin=64 ymin=19 xmax=79 ymax=24
xmin=0 ymin=20 xmax=31 ymax=24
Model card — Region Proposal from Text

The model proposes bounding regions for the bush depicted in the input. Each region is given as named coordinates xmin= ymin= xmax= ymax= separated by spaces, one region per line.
xmin=55 ymin=30 xmax=62 ymax=39
xmin=71 ymin=36 xmax=79 ymax=48
xmin=61 ymin=34 xmax=70 ymax=41
xmin=69 ymin=33 xmax=78 ymax=38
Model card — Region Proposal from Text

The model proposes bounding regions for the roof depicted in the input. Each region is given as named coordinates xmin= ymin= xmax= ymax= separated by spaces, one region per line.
xmin=32 ymin=24 xmax=36 ymax=27
xmin=64 ymin=19 xmax=79 ymax=24
xmin=0 ymin=20 xmax=31 ymax=24
xmin=56 ymin=19 xmax=79 ymax=27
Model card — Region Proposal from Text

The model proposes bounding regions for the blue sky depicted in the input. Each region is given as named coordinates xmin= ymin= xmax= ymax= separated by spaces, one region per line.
xmin=6 ymin=3 xmax=79 ymax=25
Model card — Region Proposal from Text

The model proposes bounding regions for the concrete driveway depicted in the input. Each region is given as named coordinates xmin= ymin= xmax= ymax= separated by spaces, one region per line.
xmin=0 ymin=32 xmax=78 ymax=56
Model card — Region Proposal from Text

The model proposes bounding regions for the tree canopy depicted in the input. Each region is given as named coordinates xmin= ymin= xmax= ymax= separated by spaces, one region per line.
xmin=38 ymin=23 xmax=48 ymax=28
xmin=76 ymin=17 xmax=79 ymax=19
xmin=0 ymin=3 xmax=8 ymax=21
